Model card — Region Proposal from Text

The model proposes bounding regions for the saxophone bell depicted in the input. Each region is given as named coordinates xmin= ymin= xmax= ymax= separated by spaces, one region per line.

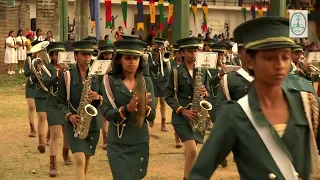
xmin=200 ymin=100 xmax=212 ymax=111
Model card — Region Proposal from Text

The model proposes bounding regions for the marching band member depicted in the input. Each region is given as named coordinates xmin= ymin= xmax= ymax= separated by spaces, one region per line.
xmin=24 ymin=48 xmax=37 ymax=137
xmin=57 ymin=40 xmax=103 ymax=180
xmin=97 ymin=42 xmax=115 ymax=150
xmin=170 ymin=44 xmax=183 ymax=148
xmin=165 ymin=37 xmax=209 ymax=180
xmin=170 ymin=45 xmax=183 ymax=69
xmin=190 ymin=16 xmax=320 ymax=180
xmin=203 ymin=39 xmax=214 ymax=52
xmin=43 ymin=42 xmax=72 ymax=177
xmin=30 ymin=41 xmax=51 ymax=153
xmin=101 ymin=39 xmax=155 ymax=180
xmin=215 ymin=42 xmax=253 ymax=117
xmin=149 ymin=37 xmax=170 ymax=132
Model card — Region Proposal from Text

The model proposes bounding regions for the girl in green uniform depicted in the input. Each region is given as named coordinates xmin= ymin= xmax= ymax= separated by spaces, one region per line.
xmin=30 ymin=41 xmax=51 ymax=153
xmin=24 ymin=53 xmax=37 ymax=137
xmin=97 ymin=43 xmax=115 ymax=150
xmin=43 ymin=42 xmax=73 ymax=177
xmin=101 ymin=39 xmax=156 ymax=180
xmin=190 ymin=16 xmax=320 ymax=180
xmin=166 ymin=37 xmax=209 ymax=180
xmin=57 ymin=40 xmax=103 ymax=180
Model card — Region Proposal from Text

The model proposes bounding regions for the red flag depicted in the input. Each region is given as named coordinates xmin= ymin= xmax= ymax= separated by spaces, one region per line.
xmin=105 ymin=0 xmax=112 ymax=28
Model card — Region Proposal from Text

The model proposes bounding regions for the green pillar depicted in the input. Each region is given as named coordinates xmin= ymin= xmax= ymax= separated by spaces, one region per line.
xmin=172 ymin=0 xmax=190 ymax=45
xmin=7 ymin=0 xmax=14 ymax=6
xmin=270 ymin=0 xmax=286 ymax=17
xmin=59 ymin=0 xmax=68 ymax=42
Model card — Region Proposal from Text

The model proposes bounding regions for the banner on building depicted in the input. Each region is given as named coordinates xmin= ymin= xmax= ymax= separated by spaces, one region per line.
xmin=137 ymin=0 xmax=144 ymax=30
xmin=89 ymin=0 xmax=96 ymax=28
xmin=241 ymin=3 xmax=246 ymax=21
xmin=250 ymin=4 xmax=256 ymax=19
xmin=121 ymin=0 xmax=127 ymax=28
xmin=289 ymin=10 xmax=308 ymax=38
xmin=105 ymin=0 xmax=112 ymax=29
xmin=191 ymin=0 xmax=197 ymax=28
xmin=158 ymin=0 xmax=164 ymax=31
xmin=167 ymin=0 xmax=173 ymax=28
xmin=202 ymin=1 xmax=208 ymax=33
xmin=149 ymin=0 xmax=156 ymax=28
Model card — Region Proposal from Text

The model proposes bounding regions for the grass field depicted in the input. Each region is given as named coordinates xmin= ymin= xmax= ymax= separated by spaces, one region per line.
xmin=0 ymin=73 xmax=319 ymax=180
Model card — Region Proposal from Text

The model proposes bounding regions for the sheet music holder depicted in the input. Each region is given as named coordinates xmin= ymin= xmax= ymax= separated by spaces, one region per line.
xmin=307 ymin=52 xmax=320 ymax=63
xmin=58 ymin=51 xmax=76 ymax=64
xmin=195 ymin=52 xmax=218 ymax=69
xmin=88 ymin=60 xmax=112 ymax=76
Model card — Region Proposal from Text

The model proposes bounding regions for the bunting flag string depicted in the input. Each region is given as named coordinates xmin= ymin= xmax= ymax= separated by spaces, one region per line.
xmin=251 ymin=4 xmax=256 ymax=19
xmin=89 ymin=0 xmax=96 ymax=29
xmin=149 ymin=0 xmax=156 ymax=28
xmin=191 ymin=0 xmax=197 ymax=28
xmin=121 ymin=0 xmax=127 ymax=28
xmin=258 ymin=4 xmax=263 ymax=17
xmin=201 ymin=1 xmax=208 ymax=33
xmin=158 ymin=0 xmax=164 ymax=31
xmin=266 ymin=2 xmax=271 ymax=16
xmin=137 ymin=0 xmax=144 ymax=30
xmin=105 ymin=0 xmax=112 ymax=29
xmin=167 ymin=0 xmax=174 ymax=29
xmin=241 ymin=3 xmax=246 ymax=21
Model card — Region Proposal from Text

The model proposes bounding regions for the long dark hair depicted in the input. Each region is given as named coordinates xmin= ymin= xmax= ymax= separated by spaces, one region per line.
xmin=5 ymin=31 xmax=14 ymax=49
xmin=111 ymin=53 xmax=145 ymax=79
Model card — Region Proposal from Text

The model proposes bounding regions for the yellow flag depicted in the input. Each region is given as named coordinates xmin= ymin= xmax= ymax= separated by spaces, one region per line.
xmin=150 ymin=3 xmax=156 ymax=24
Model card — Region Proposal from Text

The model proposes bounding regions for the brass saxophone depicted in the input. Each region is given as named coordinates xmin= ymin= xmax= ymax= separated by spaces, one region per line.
xmin=134 ymin=73 xmax=147 ymax=128
xmin=186 ymin=67 xmax=212 ymax=134
xmin=74 ymin=60 xmax=98 ymax=139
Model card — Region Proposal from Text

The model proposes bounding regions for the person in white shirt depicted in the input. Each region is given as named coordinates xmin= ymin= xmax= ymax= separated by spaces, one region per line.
xmin=34 ymin=28 xmax=44 ymax=42
xmin=44 ymin=31 xmax=56 ymax=42
xmin=4 ymin=30 xmax=18 ymax=74
xmin=17 ymin=29 xmax=27 ymax=73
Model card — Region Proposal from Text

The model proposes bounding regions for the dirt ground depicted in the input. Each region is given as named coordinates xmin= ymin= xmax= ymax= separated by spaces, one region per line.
xmin=0 ymin=76 xmax=320 ymax=180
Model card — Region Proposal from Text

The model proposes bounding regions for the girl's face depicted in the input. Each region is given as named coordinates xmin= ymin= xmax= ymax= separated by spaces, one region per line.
xmin=19 ymin=31 xmax=24 ymax=36
xmin=248 ymin=48 xmax=291 ymax=86
xmin=120 ymin=55 xmax=140 ymax=74
xmin=11 ymin=32 xmax=16 ymax=37
xmin=102 ymin=52 xmax=113 ymax=60
xmin=47 ymin=32 xmax=52 ymax=37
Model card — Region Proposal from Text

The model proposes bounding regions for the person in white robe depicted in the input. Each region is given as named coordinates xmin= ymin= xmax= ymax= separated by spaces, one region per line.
xmin=4 ymin=30 xmax=18 ymax=74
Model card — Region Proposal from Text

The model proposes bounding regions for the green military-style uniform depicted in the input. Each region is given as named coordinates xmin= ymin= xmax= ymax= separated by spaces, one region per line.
xmin=100 ymin=39 xmax=156 ymax=180
xmin=207 ymin=44 xmax=228 ymax=122
xmin=31 ymin=57 xmax=50 ymax=112
xmin=24 ymin=56 xmax=36 ymax=98
xmin=215 ymin=69 xmax=253 ymax=118
xmin=43 ymin=42 xmax=67 ymax=126
xmin=56 ymin=40 xmax=102 ymax=156
xmin=190 ymin=16 xmax=319 ymax=180
xmin=291 ymin=44 xmax=320 ymax=83
xmin=166 ymin=37 xmax=210 ymax=144
xmin=149 ymin=37 xmax=170 ymax=97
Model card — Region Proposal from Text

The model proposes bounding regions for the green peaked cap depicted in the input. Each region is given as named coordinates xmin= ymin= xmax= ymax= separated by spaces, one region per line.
xmin=233 ymin=16 xmax=296 ymax=50
xmin=73 ymin=40 xmax=96 ymax=53
xmin=47 ymin=42 xmax=66 ymax=52
xmin=114 ymin=39 xmax=147 ymax=56
xmin=177 ymin=37 xmax=201 ymax=49
xmin=212 ymin=44 xmax=228 ymax=52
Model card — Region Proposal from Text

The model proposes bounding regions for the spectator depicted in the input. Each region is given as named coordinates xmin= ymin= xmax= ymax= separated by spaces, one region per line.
xmin=44 ymin=31 xmax=56 ymax=42
xmin=104 ymin=35 xmax=112 ymax=45
xmin=34 ymin=28 xmax=43 ymax=42
xmin=4 ymin=30 xmax=18 ymax=75
xmin=16 ymin=29 xmax=27 ymax=73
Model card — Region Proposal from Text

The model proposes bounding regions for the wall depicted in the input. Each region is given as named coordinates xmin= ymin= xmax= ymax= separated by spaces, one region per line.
xmin=25 ymin=1 xmax=317 ymax=42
